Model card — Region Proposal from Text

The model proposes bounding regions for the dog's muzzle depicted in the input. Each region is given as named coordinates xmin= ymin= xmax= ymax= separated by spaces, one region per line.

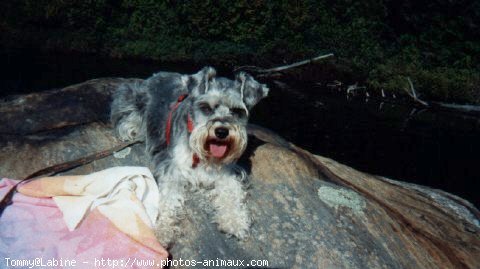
xmin=190 ymin=121 xmax=247 ymax=164
xmin=214 ymin=127 xmax=229 ymax=139
xmin=206 ymin=127 xmax=230 ymax=158
xmin=205 ymin=125 xmax=232 ymax=159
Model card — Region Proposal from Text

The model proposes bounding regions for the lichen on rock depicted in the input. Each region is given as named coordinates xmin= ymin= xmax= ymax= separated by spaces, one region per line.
xmin=318 ymin=185 xmax=366 ymax=216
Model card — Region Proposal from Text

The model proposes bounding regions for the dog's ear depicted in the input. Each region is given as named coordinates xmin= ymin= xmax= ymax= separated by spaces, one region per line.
xmin=235 ymin=72 xmax=269 ymax=110
xmin=188 ymin=66 xmax=216 ymax=96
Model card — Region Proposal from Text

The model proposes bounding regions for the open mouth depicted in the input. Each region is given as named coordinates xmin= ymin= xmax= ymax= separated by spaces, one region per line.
xmin=205 ymin=139 xmax=230 ymax=158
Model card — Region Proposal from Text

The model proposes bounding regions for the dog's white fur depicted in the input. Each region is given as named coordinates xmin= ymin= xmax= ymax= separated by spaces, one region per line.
xmin=111 ymin=67 xmax=268 ymax=246
xmin=155 ymin=140 xmax=250 ymax=245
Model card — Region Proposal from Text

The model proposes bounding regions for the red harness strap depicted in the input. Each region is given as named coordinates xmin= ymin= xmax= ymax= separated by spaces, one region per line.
xmin=165 ymin=94 xmax=194 ymax=146
xmin=165 ymin=94 xmax=199 ymax=168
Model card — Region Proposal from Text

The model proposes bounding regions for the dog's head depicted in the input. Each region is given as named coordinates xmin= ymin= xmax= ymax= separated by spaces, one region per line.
xmin=186 ymin=67 xmax=269 ymax=165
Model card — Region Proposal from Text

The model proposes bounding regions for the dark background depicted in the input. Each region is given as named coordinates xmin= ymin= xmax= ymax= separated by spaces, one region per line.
xmin=0 ymin=1 xmax=478 ymax=206
xmin=1 ymin=0 xmax=479 ymax=103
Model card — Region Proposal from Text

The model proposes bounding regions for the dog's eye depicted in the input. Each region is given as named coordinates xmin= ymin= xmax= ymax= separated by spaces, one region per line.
xmin=231 ymin=108 xmax=246 ymax=118
xmin=199 ymin=103 xmax=213 ymax=115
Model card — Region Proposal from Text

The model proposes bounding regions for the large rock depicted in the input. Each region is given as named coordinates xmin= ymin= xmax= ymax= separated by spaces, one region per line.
xmin=1 ymin=79 xmax=479 ymax=268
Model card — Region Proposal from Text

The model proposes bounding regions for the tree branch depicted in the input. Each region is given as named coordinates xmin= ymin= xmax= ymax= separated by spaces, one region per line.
xmin=234 ymin=53 xmax=334 ymax=74
xmin=403 ymin=77 xmax=429 ymax=107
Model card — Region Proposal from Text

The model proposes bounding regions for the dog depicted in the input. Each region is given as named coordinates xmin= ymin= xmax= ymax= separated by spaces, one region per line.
xmin=110 ymin=67 xmax=268 ymax=246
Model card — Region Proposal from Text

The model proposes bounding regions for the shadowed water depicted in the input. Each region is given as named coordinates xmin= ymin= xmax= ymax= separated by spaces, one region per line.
xmin=251 ymin=84 xmax=480 ymax=207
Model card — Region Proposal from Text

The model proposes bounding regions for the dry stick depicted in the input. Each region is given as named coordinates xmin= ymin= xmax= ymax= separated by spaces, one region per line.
xmin=234 ymin=53 xmax=334 ymax=74
xmin=404 ymin=77 xmax=429 ymax=107
xmin=346 ymin=83 xmax=366 ymax=95
xmin=23 ymin=140 xmax=140 ymax=180
xmin=259 ymin=53 xmax=334 ymax=73
xmin=0 ymin=140 xmax=140 ymax=216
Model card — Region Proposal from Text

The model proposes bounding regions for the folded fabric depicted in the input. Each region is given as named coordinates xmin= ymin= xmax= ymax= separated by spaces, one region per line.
xmin=0 ymin=167 xmax=168 ymax=268
xmin=18 ymin=167 xmax=159 ymax=238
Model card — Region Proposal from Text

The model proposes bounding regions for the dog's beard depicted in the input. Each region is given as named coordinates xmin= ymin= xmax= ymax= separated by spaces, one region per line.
xmin=189 ymin=122 xmax=247 ymax=165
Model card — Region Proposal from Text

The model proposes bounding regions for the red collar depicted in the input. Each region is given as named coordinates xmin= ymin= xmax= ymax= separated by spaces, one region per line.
xmin=165 ymin=94 xmax=199 ymax=168
xmin=165 ymin=94 xmax=194 ymax=146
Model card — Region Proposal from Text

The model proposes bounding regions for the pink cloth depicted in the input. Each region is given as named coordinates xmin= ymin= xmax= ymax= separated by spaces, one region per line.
xmin=0 ymin=178 xmax=168 ymax=268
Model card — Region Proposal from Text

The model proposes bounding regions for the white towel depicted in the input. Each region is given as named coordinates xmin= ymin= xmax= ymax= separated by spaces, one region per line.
xmin=51 ymin=167 xmax=158 ymax=231
xmin=18 ymin=167 xmax=159 ymax=234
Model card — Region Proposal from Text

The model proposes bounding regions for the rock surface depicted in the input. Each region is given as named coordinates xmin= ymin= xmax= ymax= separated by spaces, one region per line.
xmin=1 ymin=79 xmax=479 ymax=269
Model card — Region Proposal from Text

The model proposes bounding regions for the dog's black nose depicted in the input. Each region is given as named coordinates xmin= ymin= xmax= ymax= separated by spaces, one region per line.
xmin=215 ymin=127 xmax=229 ymax=139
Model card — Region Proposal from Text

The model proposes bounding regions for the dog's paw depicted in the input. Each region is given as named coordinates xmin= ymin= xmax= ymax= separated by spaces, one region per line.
xmin=215 ymin=211 xmax=251 ymax=239
xmin=155 ymin=224 xmax=178 ymax=248
xmin=155 ymin=211 xmax=181 ymax=248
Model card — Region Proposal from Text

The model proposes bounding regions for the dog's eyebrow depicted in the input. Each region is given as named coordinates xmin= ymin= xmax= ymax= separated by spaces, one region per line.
xmin=230 ymin=107 xmax=247 ymax=116
xmin=195 ymin=99 xmax=215 ymax=108
xmin=231 ymin=106 xmax=246 ymax=111
xmin=196 ymin=101 xmax=210 ymax=107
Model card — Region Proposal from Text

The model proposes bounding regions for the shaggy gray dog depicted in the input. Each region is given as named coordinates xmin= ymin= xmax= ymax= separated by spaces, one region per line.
xmin=111 ymin=67 xmax=268 ymax=246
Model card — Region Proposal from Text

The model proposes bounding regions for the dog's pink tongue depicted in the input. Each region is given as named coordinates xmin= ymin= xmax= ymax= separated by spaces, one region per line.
xmin=209 ymin=143 xmax=227 ymax=158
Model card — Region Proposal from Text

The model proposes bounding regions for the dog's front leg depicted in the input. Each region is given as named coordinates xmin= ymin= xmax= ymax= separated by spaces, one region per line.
xmin=155 ymin=180 xmax=186 ymax=247
xmin=210 ymin=175 xmax=251 ymax=239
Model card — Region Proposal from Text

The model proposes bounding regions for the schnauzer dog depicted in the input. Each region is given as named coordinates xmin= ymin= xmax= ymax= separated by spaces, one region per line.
xmin=110 ymin=67 xmax=268 ymax=246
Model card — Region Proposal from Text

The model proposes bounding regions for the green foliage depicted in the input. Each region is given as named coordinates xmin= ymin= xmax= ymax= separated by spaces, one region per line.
xmin=369 ymin=57 xmax=480 ymax=104
xmin=0 ymin=0 xmax=478 ymax=103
